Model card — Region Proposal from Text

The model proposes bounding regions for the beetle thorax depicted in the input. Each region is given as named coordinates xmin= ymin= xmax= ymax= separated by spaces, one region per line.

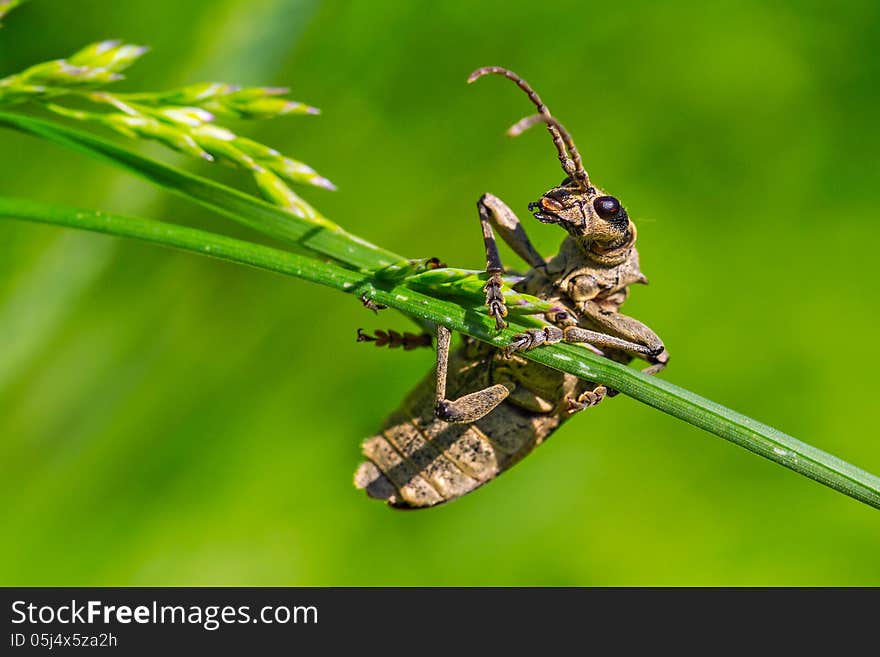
xmin=518 ymin=235 xmax=647 ymax=314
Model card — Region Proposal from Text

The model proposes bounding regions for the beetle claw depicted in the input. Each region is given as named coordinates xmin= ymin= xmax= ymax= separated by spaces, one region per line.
xmin=483 ymin=272 xmax=508 ymax=330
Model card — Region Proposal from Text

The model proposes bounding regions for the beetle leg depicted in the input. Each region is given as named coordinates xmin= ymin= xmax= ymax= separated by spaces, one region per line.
xmin=640 ymin=358 xmax=669 ymax=375
xmin=477 ymin=199 xmax=508 ymax=330
xmin=503 ymin=324 xmax=650 ymax=358
xmin=479 ymin=193 xmax=547 ymax=270
xmin=434 ymin=325 xmax=513 ymax=423
xmin=477 ymin=194 xmax=551 ymax=330
xmin=577 ymin=300 xmax=670 ymax=374
xmin=360 ymin=294 xmax=387 ymax=313
xmin=566 ymin=385 xmax=608 ymax=414
xmin=356 ymin=328 xmax=433 ymax=350
xmin=563 ymin=326 xmax=669 ymax=374
xmin=502 ymin=326 xmax=563 ymax=357
xmin=560 ymin=327 xmax=656 ymax=358
xmin=503 ymin=322 xmax=668 ymax=375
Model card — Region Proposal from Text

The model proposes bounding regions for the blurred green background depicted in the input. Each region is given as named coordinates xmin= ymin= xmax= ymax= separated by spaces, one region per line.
xmin=1 ymin=0 xmax=878 ymax=585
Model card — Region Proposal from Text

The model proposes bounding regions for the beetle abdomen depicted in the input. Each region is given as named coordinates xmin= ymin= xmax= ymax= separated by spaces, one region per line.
xmin=354 ymin=347 xmax=567 ymax=509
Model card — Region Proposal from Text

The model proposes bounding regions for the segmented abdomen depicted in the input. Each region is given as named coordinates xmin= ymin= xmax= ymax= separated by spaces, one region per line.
xmin=354 ymin=347 xmax=565 ymax=509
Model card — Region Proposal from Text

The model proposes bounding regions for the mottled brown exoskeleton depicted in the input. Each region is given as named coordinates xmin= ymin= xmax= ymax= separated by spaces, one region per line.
xmin=354 ymin=67 xmax=669 ymax=509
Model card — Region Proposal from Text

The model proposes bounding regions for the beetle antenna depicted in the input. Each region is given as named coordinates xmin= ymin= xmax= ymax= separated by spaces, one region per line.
xmin=507 ymin=114 xmax=590 ymax=189
xmin=468 ymin=66 xmax=569 ymax=174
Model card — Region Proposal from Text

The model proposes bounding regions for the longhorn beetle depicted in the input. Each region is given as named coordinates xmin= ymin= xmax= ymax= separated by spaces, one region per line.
xmin=354 ymin=67 xmax=669 ymax=509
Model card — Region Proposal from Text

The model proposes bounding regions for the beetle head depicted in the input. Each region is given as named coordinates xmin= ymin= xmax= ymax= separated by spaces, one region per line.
xmin=511 ymin=113 xmax=635 ymax=254
xmin=469 ymin=67 xmax=636 ymax=257
xmin=529 ymin=178 xmax=631 ymax=245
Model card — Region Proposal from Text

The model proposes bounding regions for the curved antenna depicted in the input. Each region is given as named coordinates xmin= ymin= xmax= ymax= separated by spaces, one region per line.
xmin=468 ymin=66 xmax=569 ymax=174
xmin=507 ymin=114 xmax=590 ymax=189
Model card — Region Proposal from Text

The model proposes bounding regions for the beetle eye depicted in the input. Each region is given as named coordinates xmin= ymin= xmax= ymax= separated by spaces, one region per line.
xmin=593 ymin=195 xmax=621 ymax=219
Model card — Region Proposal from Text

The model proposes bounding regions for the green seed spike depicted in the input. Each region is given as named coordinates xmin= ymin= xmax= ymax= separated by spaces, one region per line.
xmin=116 ymin=115 xmax=214 ymax=161
xmin=0 ymin=22 xmax=337 ymax=241
xmin=68 ymin=40 xmax=149 ymax=73
xmin=123 ymin=82 xmax=238 ymax=106
xmin=17 ymin=60 xmax=123 ymax=87
xmin=204 ymin=91 xmax=319 ymax=119
xmin=252 ymin=167 xmax=334 ymax=226
xmin=233 ymin=136 xmax=336 ymax=190
xmin=155 ymin=106 xmax=215 ymax=127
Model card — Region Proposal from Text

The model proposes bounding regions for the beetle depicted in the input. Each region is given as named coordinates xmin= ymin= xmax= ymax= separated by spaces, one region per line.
xmin=354 ymin=67 xmax=669 ymax=509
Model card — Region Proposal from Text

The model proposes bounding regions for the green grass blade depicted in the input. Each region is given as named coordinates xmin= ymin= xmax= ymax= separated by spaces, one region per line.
xmin=0 ymin=111 xmax=402 ymax=270
xmin=3 ymin=194 xmax=878 ymax=510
